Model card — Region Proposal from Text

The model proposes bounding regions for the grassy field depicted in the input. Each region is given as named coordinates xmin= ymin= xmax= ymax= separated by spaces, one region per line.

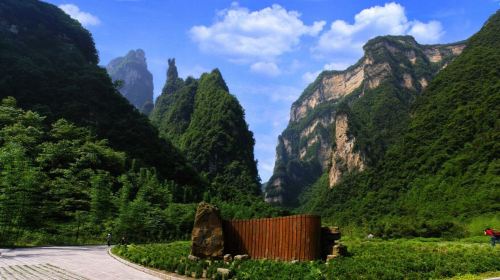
xmin=111 ymin=237 xmax=500 ymax=279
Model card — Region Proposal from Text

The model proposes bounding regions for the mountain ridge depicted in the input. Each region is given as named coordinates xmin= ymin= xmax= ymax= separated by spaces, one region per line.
xmin=266 ymin=34 xmax=466 ymax=206
xmin=299 ymin=10 xmax=500 ymax=236
xmin=151 ymin=60 xmax=261 ymax=199
xmin=0 ymin=0 xmax=203 ymax=194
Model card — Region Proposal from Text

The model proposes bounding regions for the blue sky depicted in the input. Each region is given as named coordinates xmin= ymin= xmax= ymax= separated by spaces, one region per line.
xmin=45 ymin=0 xmax=498 ymax=182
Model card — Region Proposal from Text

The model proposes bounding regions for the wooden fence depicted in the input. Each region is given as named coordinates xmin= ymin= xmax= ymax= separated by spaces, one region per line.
xmin=222 ymin=215 xmax=321 ymax=261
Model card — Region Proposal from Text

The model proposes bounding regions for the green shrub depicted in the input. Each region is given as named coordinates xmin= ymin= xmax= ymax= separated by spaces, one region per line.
xmin=112 ymin=239 xmax=500 ymax=279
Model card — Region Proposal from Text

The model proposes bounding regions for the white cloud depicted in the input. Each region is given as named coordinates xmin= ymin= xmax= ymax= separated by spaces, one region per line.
xmin=302 ymin=70 xmax=321 ymax=83
xmin=313 ymin=2 xmax=444 ymax=56
xmin=407 ymin=20 xmax=444 ymax=43
xmin=190 ymin=3 xmax=325 ymax=75
xmin=302 ymin=62 xmax=350 ymax=83
xmin=250 ymin=62 xmax=281 ymax=77
xmin=59 ymin=4 xmax=100 ymax=27
xmin=324 ymin=62 xmax=350 ymax=71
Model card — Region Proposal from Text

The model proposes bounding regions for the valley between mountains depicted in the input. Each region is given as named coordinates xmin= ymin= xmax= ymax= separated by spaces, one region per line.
xmin=0 ymin=1 xmax=499 ymax=279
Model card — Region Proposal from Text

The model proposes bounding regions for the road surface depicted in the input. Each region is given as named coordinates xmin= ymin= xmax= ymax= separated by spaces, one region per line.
xmin=0 ymin=246 xmax=160 ymax=279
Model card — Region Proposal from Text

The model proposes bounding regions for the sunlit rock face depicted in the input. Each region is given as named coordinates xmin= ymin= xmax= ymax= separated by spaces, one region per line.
xmin=265 ymin=35 xmax=465 ymax=206
xmin=328 ymin=114 xmax=365 ymax=188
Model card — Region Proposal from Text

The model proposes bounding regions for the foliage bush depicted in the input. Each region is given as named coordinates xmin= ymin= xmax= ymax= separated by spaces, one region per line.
xmin=0 ymin=97 xmax=201 ymax=245
xmin=112 ymin=239 xmax=500 ymax=280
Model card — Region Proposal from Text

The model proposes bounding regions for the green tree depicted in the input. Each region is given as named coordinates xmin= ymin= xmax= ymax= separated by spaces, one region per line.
xmin=0 ymin=0 xmax=203 ymax=190
xmin=90 ymin=171 xmax=112 ymax=224
xmin=0 ymin=143 xmax=45 ymax=232
xmin=162 ymin=58 xmax=184 ymax=95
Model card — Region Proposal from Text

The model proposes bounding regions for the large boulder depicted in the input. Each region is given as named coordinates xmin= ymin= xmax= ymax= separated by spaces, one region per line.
xmin=190 ymin=202 xmax=224 ymax=258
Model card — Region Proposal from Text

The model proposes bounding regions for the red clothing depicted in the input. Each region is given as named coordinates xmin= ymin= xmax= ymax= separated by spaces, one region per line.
xmin=485 ymin=229 xmax=495 ymax=237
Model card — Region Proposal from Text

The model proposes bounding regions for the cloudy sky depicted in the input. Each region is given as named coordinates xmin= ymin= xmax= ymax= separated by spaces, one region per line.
xmin=45 ymin=0 xmax=498 ymax=182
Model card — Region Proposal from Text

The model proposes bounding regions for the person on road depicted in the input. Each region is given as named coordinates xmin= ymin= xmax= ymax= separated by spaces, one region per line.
xmin=107 ymin=233 xmax=112 ymax=247
xmin=484 ymin=228 xmax=500 ymax=247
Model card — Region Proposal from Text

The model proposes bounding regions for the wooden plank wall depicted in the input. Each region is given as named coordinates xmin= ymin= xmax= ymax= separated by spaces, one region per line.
xmin=223 ymin=215 xmax=321 ymax=261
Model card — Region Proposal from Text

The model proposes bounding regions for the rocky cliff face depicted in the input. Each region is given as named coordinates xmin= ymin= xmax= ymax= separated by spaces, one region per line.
xmin=300 ymin=10 xmax=500 ymax=227
xmin=106 ymin=49 xmax=154 ymax=114
xmin=265 ymin=35 xmax=465 ymax=206
xmin=328 ymin=114 xmax=365 ymax=187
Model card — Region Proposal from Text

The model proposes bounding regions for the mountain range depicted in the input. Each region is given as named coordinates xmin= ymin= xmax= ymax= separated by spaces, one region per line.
xmin=0 ymin=0 xmax=497 ymax=242
xmin=265 ymin=35 xmax=466 ymax=206
xmin=268 ymin=10 xmax=499 ymax=236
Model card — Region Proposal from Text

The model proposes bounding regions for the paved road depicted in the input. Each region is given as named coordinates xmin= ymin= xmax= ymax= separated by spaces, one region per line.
xmin=0 ymin=246 xmax=159 ymax=279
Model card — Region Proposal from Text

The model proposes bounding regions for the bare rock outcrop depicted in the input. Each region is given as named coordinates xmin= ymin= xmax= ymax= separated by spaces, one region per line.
xmin=424 ymin=44 xmax=465 ymax=63
xmin=290 ymin=64 xmax=364 ymax=123
xmin=106 ymin=49 xmax=154 ymax=114
xmin=265 ymin=35 xmax=465 ymax=206
xmin=328 ymin=114 xmax=365 ymax=187
xmin=191 ymin=202 xmax=224 ymax=258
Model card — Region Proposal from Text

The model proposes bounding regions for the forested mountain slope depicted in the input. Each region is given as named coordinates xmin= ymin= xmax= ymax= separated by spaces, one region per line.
xmin=301 ymin=11 xmax=500 ymax=236
xmin=0 ymin=0 xmax=201 ymax=190
xmin=266 ymin=34 xmax=465 ymax=206
xmin=151 ymin=60 xmax=261 ymax=199
xmin=0 ymin=0 xmax=283 ymax=245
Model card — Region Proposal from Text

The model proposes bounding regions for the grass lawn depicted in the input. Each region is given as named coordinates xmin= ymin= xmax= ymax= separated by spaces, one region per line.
xmin=111 ymin=237 xmax=500 ymax=279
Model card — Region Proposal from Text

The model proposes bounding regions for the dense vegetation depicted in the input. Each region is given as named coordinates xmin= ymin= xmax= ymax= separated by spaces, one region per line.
xmin=0 ymin=97 xmax=197 ymax=245
xmin=300 ymin=11 xmax=500 ymax=237
xmin=0 ymin=0 xmax=282 ymax=246
xmin=0 ymin=97 xmax=278 ymax=246
xmin=151 ymin=60 xmax=261 ymax=200
xmin=0 ymin=0 xmax=496 ymax=252
xmin=0 ymin=0 xmax=201 ymax=188
xmin=112 ymin=238 xmax=500 ymax=279
xmin=266 ymin=35 xmax=460 ymax=207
